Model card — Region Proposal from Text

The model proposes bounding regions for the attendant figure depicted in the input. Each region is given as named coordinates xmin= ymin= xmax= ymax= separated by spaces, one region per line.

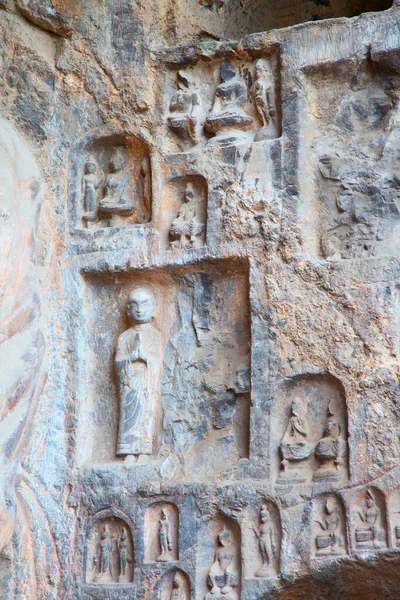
xmin=169 ymin=182 xmax=205 ymax=248
xmin=158 ymin=509 xmax=174 ymax=562
xmin=168 ymin=71 xmax=200 ymax=150
xmin=205 ymin=60 xmax=253 ymax=144
xmin=170 ymin=574 xmax=187 ymax=600
xmin=254 ymin=505 xmax=276 ymax=577
xmin=118 ymin=529 xmax=128 ymax=582
xmin=96 ymin=528 xmax=112 ymax=583
xmin=115 ymin=288 xmax=163 ymax=459
xmin=82 ymin=159 xmax=101 ymax=224
xmin=253 ymin=59 xmax=279 ymax=141
xmin=314 ymin=401 xmax=345 ymax=480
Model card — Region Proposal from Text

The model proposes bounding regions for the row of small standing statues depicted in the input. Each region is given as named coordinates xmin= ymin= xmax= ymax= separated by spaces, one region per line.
xmin=87 ymin=489 xmax=389 ymax=598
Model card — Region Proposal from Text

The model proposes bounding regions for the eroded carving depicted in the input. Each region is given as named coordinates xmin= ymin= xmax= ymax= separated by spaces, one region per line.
xmin=253 ymin=59 xmax=279 ymax=142
xmin=156 ymin=568 xmax=190 ymax=600
xmin=86 ymin=516 xmax=134 ymax=584
xmin=313 ymin=496 xmax=346 ymax=558
xmin=278 ymin=394 xmax=313 ymax=484
xmin=169 ymin=182 xmax=206 ymax=249
xmin=167 ymin=70 xmax=200 ymax=150
xmin=254 ymin=504 xmax=278 ymax=577
xmin=205 ymin=528 xmax=240 ymax=600
xmin=82 ymin=159 xmax=101 ymax=224
xmin=355 ymin=489 xmax=387 ymax=550
xmin=205 ymin=59 xmax=253 ymax=144
xmin=115 ymin=287 xmax=163 ymax=459
xmin=145 ymin=502 xmax=179 ymax=563
xmin=314 ymin=400 xmax=346 ymax=481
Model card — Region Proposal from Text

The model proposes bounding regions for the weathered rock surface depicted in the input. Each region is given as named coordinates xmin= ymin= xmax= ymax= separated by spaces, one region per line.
xmin=0 ymin=1 xmax=400 ymax=599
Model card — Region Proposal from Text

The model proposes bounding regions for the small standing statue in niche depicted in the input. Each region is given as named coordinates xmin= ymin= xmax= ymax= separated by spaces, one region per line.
xmin=314 ymin=497 xmax=344 ymax=557
xmin=205 ymin=529 xmax=239 ymax=600
xmin=115 ymin=287 xmax=163 ymax=460
xmin=95 ymin=527 xmax=112 ymax=583
xmin=167 ymin=70 xmax=200 ymax=150
xmin=205 ymin=59 xmax=254 ymax=144
xmin=98 ymin=149 xmax=135 ymax=224
xmin=355 ymin=490 xmax=385 ymax=549
xmin=253 ymin=59 xmax=279 ymax=142
xmin=169 ymin=182 xmax=206 ymax=249
xmin=118 ymin=529 xmax=129 ymax=583
xmin=314 ymin=400 xmax=345 ymax=481
xmin=170 ymin=574 xmax=187 ymax=600
xmin=254 ymin=504 xmax=277 ymax=577
xmin=278 ymin=395 xmax=314 ymax=484
xmin=82 ymin=159 xmax=101 ymax=225
xmin=157 ymin=508 xmax=174 ymax=562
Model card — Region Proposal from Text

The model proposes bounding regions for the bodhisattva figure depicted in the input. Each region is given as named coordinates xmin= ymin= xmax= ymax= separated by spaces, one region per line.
xmin=314 ymin=402 xmax=345 ymax=481
xmin=167 ymin=70 xmax=200 ymax=149
xmin=314 ymin=497 xmax=344 ymax=556
xmin=115 ymin=287 xmax=163 ymax=460
xmin=158 ymin=508 xmax=174 ymax=562
xmin=82 ymin=158 xmax=101 ymax=225
xmin=169 ymin=182 xmax=205 ymax=249
xmin=355 ymin=490 xmax=384 ymax=549
xmin=253 ymin=59 xmax=279 ymax=142
xmin=170 ymin=574 xmax=187 ymax=600
xmin=278 ymin=395 xmax=313 ymax=483
xmin=205 ymin=59 xmax=253 ymax=144
xmin=118 ymin=529 xmax=128 ymax=582
xmin=98 ymin=149 xmax=135 ymax=224
xmin=254 ymin=504 xmax=277 ymax=577
xmin=205 ymin=529 xmax=239 ymax=600
xmin=96 ymin=527 xmax=112 ymax=583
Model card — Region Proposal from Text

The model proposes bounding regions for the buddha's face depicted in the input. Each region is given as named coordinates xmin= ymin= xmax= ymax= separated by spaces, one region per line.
xmin=219 ymin=530 xmax=230 ymax=546
xmin=366 ymin=496 xmax=374 ymax=508
xmin=260 ymin=506 xmax=270 ymax=522
xmin=127 ymin=289 xmax=154 ymax=324
xmin=86 ymin=161 xmax=96 ymax=174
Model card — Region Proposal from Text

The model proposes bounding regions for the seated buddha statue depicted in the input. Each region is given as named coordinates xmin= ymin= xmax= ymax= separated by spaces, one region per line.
xmin=98 ymin=149 xmax=134 ymax=222
xmin=278 ymin=395 xmax=313 ymax=483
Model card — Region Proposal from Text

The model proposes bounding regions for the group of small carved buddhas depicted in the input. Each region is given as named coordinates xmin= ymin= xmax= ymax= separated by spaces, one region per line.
xmin=115 ymin=287 xmax=162 ymax=460
xmin=168 ymin=59 xmax=279 ymax=149
xmin=355 ymin=490 xmax=385 ymax=549
xmin=92 ymin=527 xmax=131 ymax=584
xmin=205 ymin=529 xmax=239 ymax=600
xmin=278 ymin=397 xmax=346 ymax=483
xmin=314 ymin=497 xmax=345 ymax=557
xmin=254 ymin=505 xmax=277 ymax=577
xmin=169 ymin=182 xmax=205 ymax=249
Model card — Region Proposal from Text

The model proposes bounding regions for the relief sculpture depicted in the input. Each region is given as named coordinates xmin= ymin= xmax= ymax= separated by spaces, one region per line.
xmin=355 ymin=490 xmax=386 ymax=550
xmin=115 ymin=288 xmax=163 ymax=460
xmin=86 ymin=516 xmax=134 ymax=585
xmin=167 ymin=70 xmax=200 ymax=150
xmin=314 ymin=400 xmax=346 ymax=481
xmin=278 ymin=394 xmax=313 ymax=484
xmin=313 ymin=496 xmax=346 ymax=557
xmin=169 ymin=182 xmax=206 ymax=249
xmin=205 ymin=529 xmax=239 ymax=600
xmin=254 ymin=504 xmax=277 ymax=577
xmin=253 ymin=59 xmax=279 ymax=141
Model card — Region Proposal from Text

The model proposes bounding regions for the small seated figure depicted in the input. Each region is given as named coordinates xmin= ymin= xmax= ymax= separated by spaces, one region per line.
xmin=314 ymin=402 xmax=345 ymax=481
xmin=278 ymin=395 xmax=313 ymax=483
xmin=98 ymin=149 xmax=134 ymax=222
xmin=167 ymin=71 xmax=199 ymax=150
xmin=158 ymin=509 xmax=174 ymax=562
xmin=314 ymin=497 xmax=344 ymax=557
xmin=253 ymin=59 xmax=279 ymax=142
xmin=169 ymin=182 xmax=205 ymax=249
xmin=205 ymin=529 xmax=239 ymax=600
xmin=205 ymin=60 xmax=253 ymax=144
xmin=355 ymin=490 xmax=384 ymax=549
xmin=254 ymin=504 xmax=276 ymax=577
xmin=82 ymin=159 xmax=101 ymax=225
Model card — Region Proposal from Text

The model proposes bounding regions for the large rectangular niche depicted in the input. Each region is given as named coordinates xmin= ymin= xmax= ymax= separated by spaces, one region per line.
xmin=80 ymin=260 xmax=250 ymax=476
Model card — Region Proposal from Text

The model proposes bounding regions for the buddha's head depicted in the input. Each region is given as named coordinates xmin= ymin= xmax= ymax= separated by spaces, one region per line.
xmin=218 ymin=528 xmax=231 ymax=546
xmin=291 ymin=394 xmax=305 ymax=416
xmin=255 ymin=59 xmax=269 ymax=80
xmin=183 ymin=182 xmax=195 ymax=203
xmin=110 ymin=149 xmax=127 ymax=173
xmin=366 ymin=491 xmax=375 ymax=508
xmin=85 ymin=159 xmax=96 ymax=174
xmin=260 ymin=504 xmax=270 ymax=523
xmin=127 ymin=287 xmax=155 ymax=324
xmin=220 ymin=59 xmax=236 ymax=82
xmin=325 ymin=497 xmax=337 ymax=515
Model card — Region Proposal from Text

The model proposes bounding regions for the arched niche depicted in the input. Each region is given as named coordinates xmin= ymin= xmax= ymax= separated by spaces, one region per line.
xmin=161 ymin=174 xmax=208 ymax=251
xmin=312 ymin=493 xmax=348 ymax=559
xmin=199 ymin=513 xmax=241 ymax=600
xmin=145 ymin=502 xmax=180 ymax=563
xmin=352 ymin=487 xmax=388 ymax=551
xmin=75 ymin=132 xmax=152 ymax=230
xmin=272 ymin=373 xmax=349 ymax=485
xmin=84 ymin=509 xmax=134 ymax=585
xmin=154 ymin=568 xmax=191 ymax=600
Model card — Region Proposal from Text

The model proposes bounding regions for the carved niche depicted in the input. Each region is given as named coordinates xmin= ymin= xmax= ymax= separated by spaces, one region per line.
xmin=273 ymin=374 xmax=349 ymax=485
xmin=353 ymin=488 xmax=388 ymax=551
xmin=252 ymin=501 xmax=281 ymax=578
xmin=145 ymin=502 xmax=179 ymax=563
xmin=200 ymin=514 xmax=241 ymax=600
xmin=312 ymin=494 xmax=347 ymax=559
xmin=85 ymin=513 xmax=134 ymax=585
xmin=77 ymin=133 xmax=152 ymax=230
xmin=156 ymin=568 xmax=191 ymax=600
xmin=162 ymin=175 xmax=207 ymax=251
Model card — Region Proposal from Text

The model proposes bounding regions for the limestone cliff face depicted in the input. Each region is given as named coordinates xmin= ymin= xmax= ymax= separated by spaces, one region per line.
xmin=0 ymin=1 xmax=400 ymax=599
